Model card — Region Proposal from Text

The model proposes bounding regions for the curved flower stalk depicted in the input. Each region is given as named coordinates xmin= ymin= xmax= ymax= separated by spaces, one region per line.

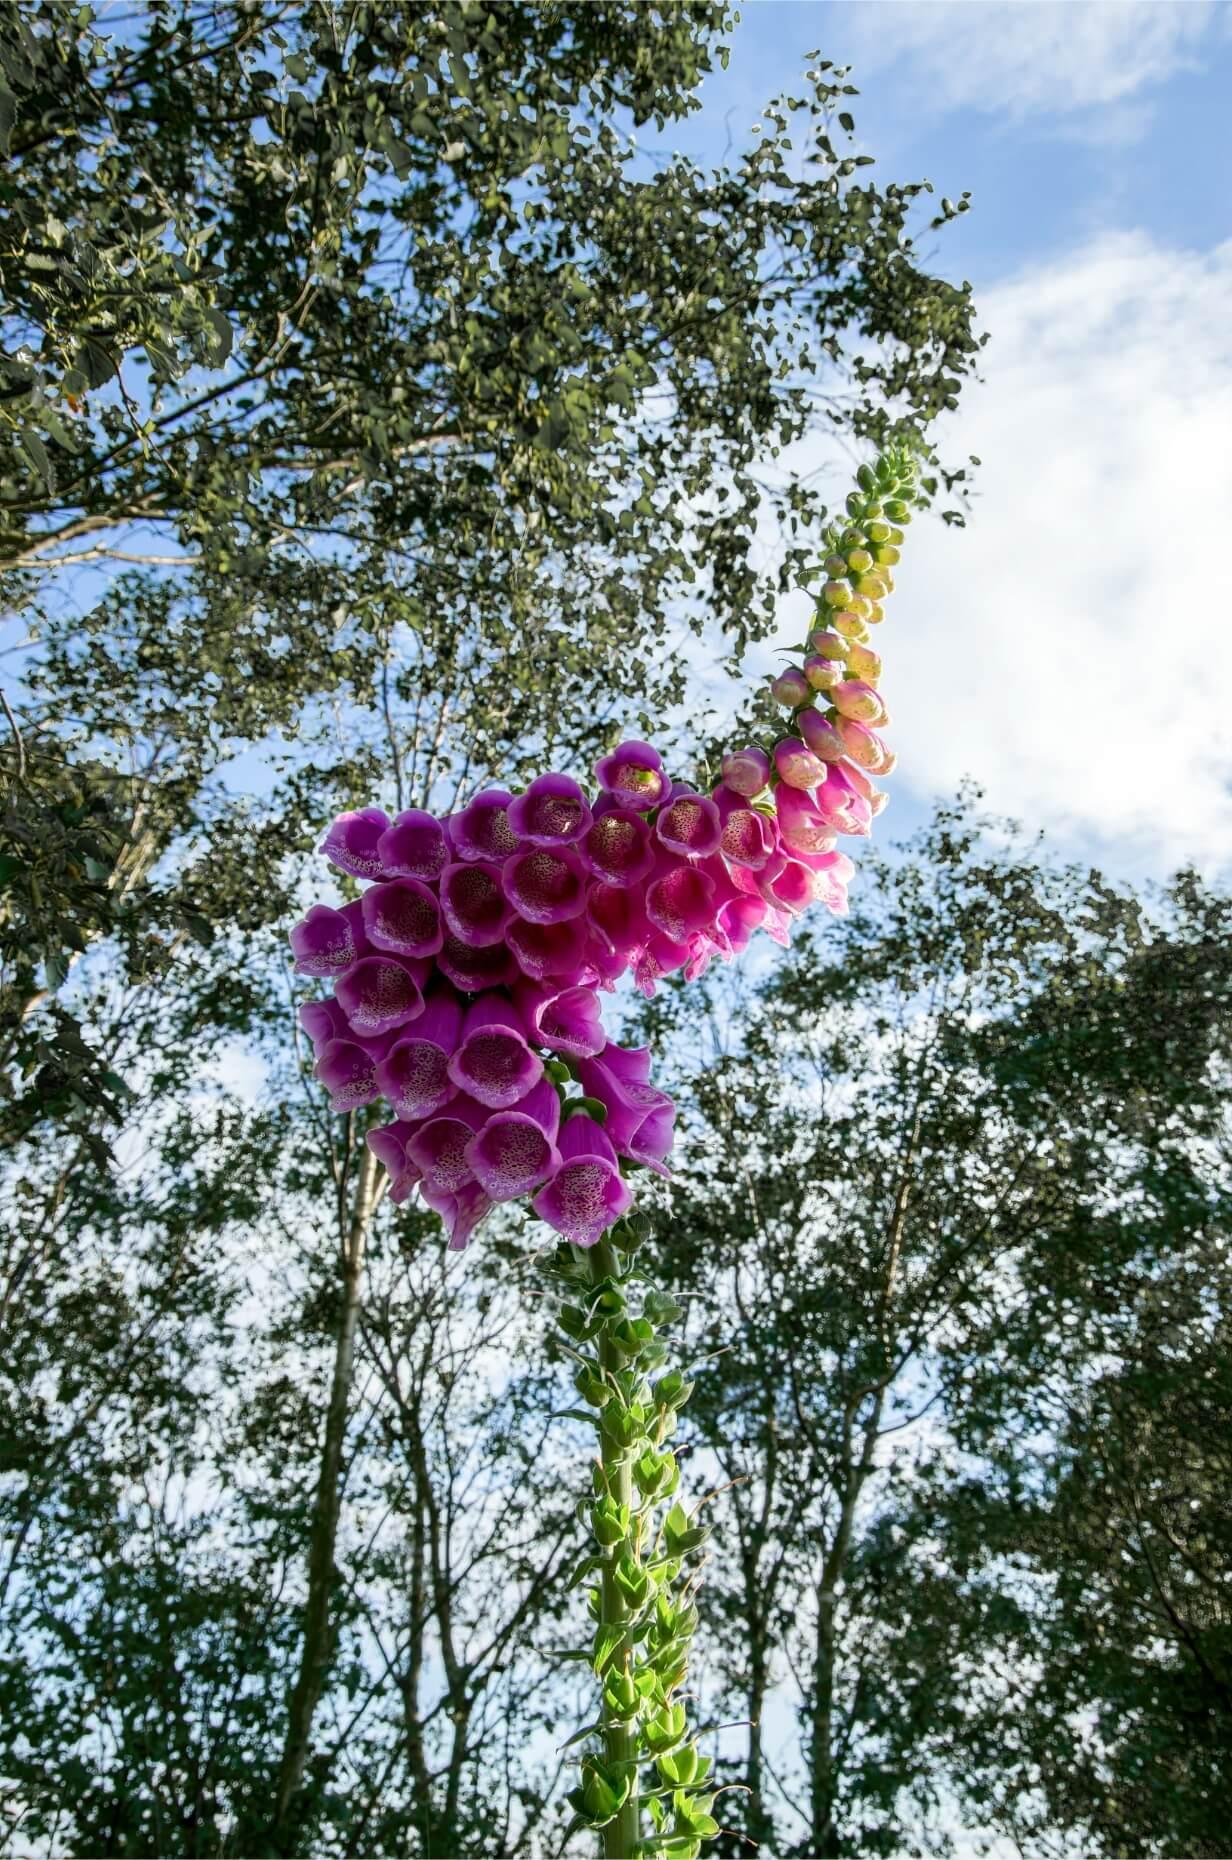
xmin=289 ymin=447 xmax=917 ymax=1856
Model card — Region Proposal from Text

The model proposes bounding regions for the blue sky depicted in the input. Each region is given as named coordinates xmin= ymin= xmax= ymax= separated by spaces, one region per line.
xmin=665 ymin=2 xmax=1232 ymax=885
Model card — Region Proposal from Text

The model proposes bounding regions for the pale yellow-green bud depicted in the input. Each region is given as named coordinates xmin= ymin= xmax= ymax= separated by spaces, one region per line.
xmin=847 ymin=593 xmax=873 ymax=620
xmin=865 ymin=519 xmax=890 ymax=544
xmin=841 ymin=526 xmax=867 ymax=550
xmin=847 ymin=641 xmax=882 ymax=682
xmin=822 ymin=579 xmax=851 ymax=608
xmin=834 ymin=611 xmax=869 ymax=641
xmin=823 ymin=553 xmax=849 ymax=579
xmin=846 ymin=547 xmax=873 ymax=574
xmin=887 ymin=525 xmax=904 ymax=546
xmin=873 ymin=543 xmax=900 ymax=567
xmin=854 ymin=573 xmax=887 ymax=601
xmin=864 ymin=600 xmax=885 ymax=626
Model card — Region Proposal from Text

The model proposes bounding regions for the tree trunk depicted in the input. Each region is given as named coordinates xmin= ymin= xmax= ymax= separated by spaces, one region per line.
xmin=810 ymin=1583 xmax=839 ymax=1857
xmin=270 ymin=1145 xmax=379 ymax=1850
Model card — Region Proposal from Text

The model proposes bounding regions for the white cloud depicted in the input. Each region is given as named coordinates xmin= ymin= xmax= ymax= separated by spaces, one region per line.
xmin=876 ymin=230 xmax=1232 ymax=872
xmin=839 ymin=0 xmax=1218 ymax=120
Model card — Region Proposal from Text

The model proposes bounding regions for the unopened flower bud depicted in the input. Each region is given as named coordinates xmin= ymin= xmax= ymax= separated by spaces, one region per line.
xmin=832 ymin=680 xmax=888 ymax=725
xmin=873 ymin=543 xmax=900 ymax=567
xmin=833 ymin=611 xmax=868 ymax=640
xmin=857 ymin=462 xmax=877 ymax=492
xmin=809 ymin=627 xmax=852 ymax=661
xmin=884 ymin=499 xmax=911 ymax=522
xmin=769 ymin=666 xmax=812 ymax=708
xmin=835 ymin=715 xmax=891 ymax=770
xmin=774 ymin=736 xmax=828 ymax=789
xmin=845 ymin=490 xmax=865 ymax=517
xmin=887 ymin=525 xmax=904 ymax=546
xmin=804 ymin=653 xmax=844 ymax=691
xmin=853 ymin=573 xmax=887 ymax=601
xmin=721 ymin=745 xmax=771 ymax=797
xmin=865 ymin=601 xmax=885 ymax=626
xmin=822 ymin=578 xmax=852 ymax=608
xmin=846 ymin=642 xmax=882 ymax=682
xmin=865 ymin=519 xmax=890 ymax=543
xmin=798 ymin=707 xmax=846 ymax=762
xmin=846 ymin=547 xmax=873 ymax=574
xmin=823 ymin=553 xmax=849 ymax=578
xmin=840 ymin=526 xmax=867 ymax=550
xmin=847 ymin=593 xmax=873 ymax=619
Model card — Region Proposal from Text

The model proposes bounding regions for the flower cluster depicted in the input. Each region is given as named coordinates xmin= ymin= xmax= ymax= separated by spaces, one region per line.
xmin=290 ymin=733 xmax=870 ymax=1252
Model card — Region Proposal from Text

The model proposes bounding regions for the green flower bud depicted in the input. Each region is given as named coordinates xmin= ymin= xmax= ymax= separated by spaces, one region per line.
xmin=865 ymin=518 xmax=890 ymax=543
xmin=823 ymin=552 xmax=849 ymax=578
xmin=591 ymin=1496 xmax=630 ymax=1546
xmin=873 ymin=542 xmax=900 ymax=566
xmin=884 ymin=498 xmax=911 ymax=522
xmin=856 ymin=461 xmax=877 ymax=492
xmin=887 ymin=524 xmax=905 ymax=545
xmin=853 ymin=573 xmax=887 ymax=600
xmin=575 ymin=1365 xmax=611 ymax=1408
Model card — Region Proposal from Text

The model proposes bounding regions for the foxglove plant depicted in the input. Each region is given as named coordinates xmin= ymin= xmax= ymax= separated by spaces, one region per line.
xmin=290 ymin=447 xmax=918 ymax=1857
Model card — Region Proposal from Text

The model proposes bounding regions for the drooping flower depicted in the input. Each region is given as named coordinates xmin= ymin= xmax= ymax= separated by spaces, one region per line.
xmin=421 ymin=1178 xmax=494 ymax=1252
xmin=290 ymin=901 xmax=367 ymax=977
xmin=579 ymin=807 xmax=655 ymax=886
xmin=831 ymin=680 xmax=889 ymax=726
xmin=712 ymin=786 xmax=779 ymax=871
xmin=516 ymin=981 xmax=607 ymax=1058
xmin=439 ymin=861 xmax=512 ymax=948
xmin=654 ymin=789 xmax=722 ymax=861
xmin=774 ymin=785 xmax=839 ymax=856
xmin=577 ymin=1045 xmax=676 ymax=1177
xmin=773 ymin=737 xmax=829 ymax=790
xmin=508 ymin=772 xmax=593 ymax=847
xmin=435 ymin=931 xmax=520 ymax=994
xmin=812 ymin=762 xmax=873 ymax=837
xmin=506 ymin=914 xmax=591 ymax=983
xmin=645 ymin=860 xmax=717 ymax=942
xmin=834 ymin=715 xmax=892 ymax=770
xmin=504 ymin=848 xmax=587 ymax=924
xmin=335 ymin=954 xmax=427 ymax=1038
xmin=361 ymin=878 xmax=443 ymax=959
xmin=365 ymin=1120 xmax=423 ymax=1205
xmin=377 ymin=808 xmax=449 ymax=881
xmin=314 ymin=1038 xmax=383 ymax=1112
xmin=531 ymin=1112 xmax=633 ymax=1247
xmin=406 ymin=1094 xmax=490 ymax=1196
xmin=465 ymin=1078 xmax=561 ymax=1200
xmin=374 ymin=987 xmax=464 ymax=1121
xmin=798 ymin=709 xmax=847 ymax=763
xmin=449 ymin=789 xmax=522 ymax=863
xmin=320 ymin=808 xmax=391 ymax=880
xmin=768 ymin=666 xmax=811 ymax=708
xmin=446 ymin=994 xmax=543 ymax=1109
xmin=593 ymin=740 xmax=669 ymax=810
xmin=586 ymin=878 xmax=651 ymax=955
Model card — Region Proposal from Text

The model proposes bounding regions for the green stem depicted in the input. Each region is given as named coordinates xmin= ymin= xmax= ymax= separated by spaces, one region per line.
xmin=591 ymin=1235 xmax=642 ymax=1860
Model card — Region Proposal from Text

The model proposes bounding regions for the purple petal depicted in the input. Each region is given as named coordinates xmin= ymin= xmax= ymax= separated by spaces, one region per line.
xmin=299 ymin=997 xmax=352 ymax=1050
xmin=361 ymin=878 xmax=443 ymax=958
xmin=421 ymin=1179 xmax=493 ymax=1251
xmin=376 ymin=809 xmax=448 ymax=882
xmin=439 ymin=861 xmax=512 ymax=948
xmin=451 ymin=790 xmax=522 ymax=863
xmin=290 ymin=901 xmax=366 ymax=977
xmin=447 ymin=994 xmax=543 ymax=1110
xmin=373 ymin=987 xmax=463 ymax=1120
xmin=593 ymin=741 xmax=669 ymax=811
xmin=406 ymin=1096 xmax=489 ymax=1194
xmin=320 ymin=808 xmax=391 ymax=879
xmin=578 ymin=808 xmax=655 ymax=885
xmin=436 ymin=933 xmax=519 ymax=994
xmin=503 ymin=848 xmax=586 ymax=925
xmin=586 ymin=879 xmax=650 ymax=955
xmin=531 ymin=1113 xmax=632 ymax=1247
xmin=366 ymin=1119 xmax=425 ymax=1204
xmin=507 ymin=773 xmax=593 ymax=847
xmin=465 ymin=1080 xmax=561 ymax=1199
xmin=654 ymin=790 xmax=722 ymax=860
xmin=336 ymin=954 xmax=427 ymax=1038
xmin=515 ymin=982 xmax=607 ymax=1058
xmin=507 ymin=914 xmax=589 ymax=983
xmin=315 ymin=1038 xmax=381 ymax=1112
xmin=645 ymin=861 xmax=717 ymax=942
